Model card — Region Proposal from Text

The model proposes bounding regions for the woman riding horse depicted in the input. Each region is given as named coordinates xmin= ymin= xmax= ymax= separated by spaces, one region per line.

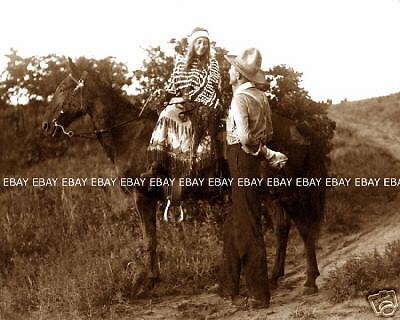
xmin=143 ymin=27 xmax=221 ymax=178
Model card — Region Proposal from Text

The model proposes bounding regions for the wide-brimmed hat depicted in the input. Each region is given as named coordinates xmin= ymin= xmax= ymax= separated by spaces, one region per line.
xmin=224 ymin=48 xmax=266 ymax=84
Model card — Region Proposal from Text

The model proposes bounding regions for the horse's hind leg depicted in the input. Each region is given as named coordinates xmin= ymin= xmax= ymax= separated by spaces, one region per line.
xmin=297 ymin=189 xmax=325 ymax=294
xmin=131 ymin=191 xmax=159 ymax=296
xmin=269 ymin=200 xmax=291 ymax=288
xmin=293 ymin=217 xmax=320 ymax=295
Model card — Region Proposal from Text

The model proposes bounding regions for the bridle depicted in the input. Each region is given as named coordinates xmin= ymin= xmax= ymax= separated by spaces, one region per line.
xmin=52 ymin=74 xmax=151 ymax=139
xmin=51 ymin=73 xmax=87 ymax=137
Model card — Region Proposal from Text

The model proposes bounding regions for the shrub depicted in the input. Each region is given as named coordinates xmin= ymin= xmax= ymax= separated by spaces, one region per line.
xmin=327 ymin=241 xmax=400 ymax=302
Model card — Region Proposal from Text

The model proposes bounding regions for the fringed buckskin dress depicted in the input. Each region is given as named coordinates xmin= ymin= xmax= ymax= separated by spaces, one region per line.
xmin=147 ymin=54 xmax=220 ymax=176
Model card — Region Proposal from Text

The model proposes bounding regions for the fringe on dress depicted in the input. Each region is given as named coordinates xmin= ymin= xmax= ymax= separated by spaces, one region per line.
xmin=147 ymin=103 xmax=216 ymax=176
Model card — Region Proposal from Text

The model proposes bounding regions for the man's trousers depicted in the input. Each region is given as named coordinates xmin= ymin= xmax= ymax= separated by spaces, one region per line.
xmin=221 ymin=143 xmax=270 ymax=303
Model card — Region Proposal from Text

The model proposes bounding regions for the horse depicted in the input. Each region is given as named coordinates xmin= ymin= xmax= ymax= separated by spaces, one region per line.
xmin=41 ymin=58 xmax=326 ymax=296
xmin=265 ymin=114 xmax=326 ymax=294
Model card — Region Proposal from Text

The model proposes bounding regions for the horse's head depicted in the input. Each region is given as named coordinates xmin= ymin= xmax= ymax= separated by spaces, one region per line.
xmin=42 ymin=58 xmax=90 ymax=137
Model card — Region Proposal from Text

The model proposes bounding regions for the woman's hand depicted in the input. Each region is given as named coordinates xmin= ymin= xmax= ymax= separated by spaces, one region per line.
xmin=147 ymin=89 xmax=168 ymax=111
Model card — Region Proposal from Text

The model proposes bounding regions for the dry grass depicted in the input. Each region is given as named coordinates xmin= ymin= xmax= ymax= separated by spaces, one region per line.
xmin=324 ymin=93 xmax=400 ymax=234
xmin=0 ymin=155 xmax=223 ymax=319
xmin=325 ymin=93 xmax=400 ymax=301
xmin=327 ymin=240 xmax=400 ymax=303
xmin=289 ymin=302 xmax=317 ymax=320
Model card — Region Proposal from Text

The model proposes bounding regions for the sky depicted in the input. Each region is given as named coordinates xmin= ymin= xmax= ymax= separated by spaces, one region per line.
xmin=1 ymin=0 xmax=399 ymax=103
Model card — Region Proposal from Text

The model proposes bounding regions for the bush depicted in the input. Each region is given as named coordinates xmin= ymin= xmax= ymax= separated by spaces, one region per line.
xmin=327 ymin=240 xmax=400 ymax=302
xmin=0 ymin=104 xmax=68 ymax=173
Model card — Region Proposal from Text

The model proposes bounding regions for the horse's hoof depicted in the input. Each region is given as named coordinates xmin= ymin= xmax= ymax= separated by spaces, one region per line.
xmin=130 ymin=270 xmax=146 ymax=297
xmin=302 ymin=285 xmax=318 ymax=295
xmin=143 ymin=276 xmax=159 ymax=292
xmin=130 ymin=274 xmax=160 ymax=298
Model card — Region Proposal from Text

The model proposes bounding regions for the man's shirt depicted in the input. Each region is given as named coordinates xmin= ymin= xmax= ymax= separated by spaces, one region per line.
xmin=226 ymin=82 xmax=273 ymax=150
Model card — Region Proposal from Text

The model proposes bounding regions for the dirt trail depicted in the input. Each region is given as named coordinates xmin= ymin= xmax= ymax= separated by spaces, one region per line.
xmin=119 ymin=110 xmax=400 ymax=320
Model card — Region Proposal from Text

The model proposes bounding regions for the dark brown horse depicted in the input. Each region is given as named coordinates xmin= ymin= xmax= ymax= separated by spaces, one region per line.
xmin=266 ymin=114 xmax=326 ymax=294
xmin=42 ymin=59 xmax=326 ymax=296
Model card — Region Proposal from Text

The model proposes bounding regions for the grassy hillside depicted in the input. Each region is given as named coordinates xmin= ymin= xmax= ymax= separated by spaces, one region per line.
xmin=325 ymin=92 xmax=400 ymax=301
xmin=331 ymin=93 xmax=400 ymax=132
xmin=323 ymin=93 xmax=400 ymax=233
xmin=329 ymin=92 xmax=400 ymax=169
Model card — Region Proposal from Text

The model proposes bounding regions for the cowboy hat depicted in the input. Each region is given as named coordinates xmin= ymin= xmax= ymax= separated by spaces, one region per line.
xmin=224 ymin=48 xmax=266 ymax=84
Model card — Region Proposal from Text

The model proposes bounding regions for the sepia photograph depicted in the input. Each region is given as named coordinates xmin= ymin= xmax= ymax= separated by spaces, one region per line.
xmin=1 ymin=0 xmax=400 ymax=319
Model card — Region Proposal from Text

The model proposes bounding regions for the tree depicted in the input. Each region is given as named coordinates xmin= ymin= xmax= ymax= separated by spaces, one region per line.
xmin=73 ymin=56 xmax=133 ymax=95
xmin=0 ymin=50 xmax=69 ymax=105
xmin=0 ymin=50 xmax=132 ymax=105
xmin=133 ymin=46 xmax=174 ymax=99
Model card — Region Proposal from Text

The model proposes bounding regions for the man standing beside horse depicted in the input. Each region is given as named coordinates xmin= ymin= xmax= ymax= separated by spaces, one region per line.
xmin=219 ymin=48 xmax=287 ymax=309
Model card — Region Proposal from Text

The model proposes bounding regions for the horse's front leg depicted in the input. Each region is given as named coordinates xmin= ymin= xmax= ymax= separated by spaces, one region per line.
xmin=269 ymin=200 xmax=291 ymax=289
xmin=131 ymin=190 xmax=159 ymax=296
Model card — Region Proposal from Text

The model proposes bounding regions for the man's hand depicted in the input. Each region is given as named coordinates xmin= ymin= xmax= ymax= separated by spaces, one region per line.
xmin=264 ymin=147 xmax=288 ymax=169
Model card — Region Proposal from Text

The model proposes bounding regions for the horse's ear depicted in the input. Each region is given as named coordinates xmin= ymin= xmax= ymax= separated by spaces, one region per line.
xmin=68 ymin=57 xmax=79 ymax=78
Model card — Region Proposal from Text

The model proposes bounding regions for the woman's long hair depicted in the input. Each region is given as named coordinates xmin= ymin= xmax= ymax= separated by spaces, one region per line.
xmin=184 ymin=39 xmax=210 ymax=71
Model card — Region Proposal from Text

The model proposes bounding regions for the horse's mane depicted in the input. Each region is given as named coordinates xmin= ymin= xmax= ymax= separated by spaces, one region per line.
xmin=84 ymin=67 xmax=157 ymax=121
